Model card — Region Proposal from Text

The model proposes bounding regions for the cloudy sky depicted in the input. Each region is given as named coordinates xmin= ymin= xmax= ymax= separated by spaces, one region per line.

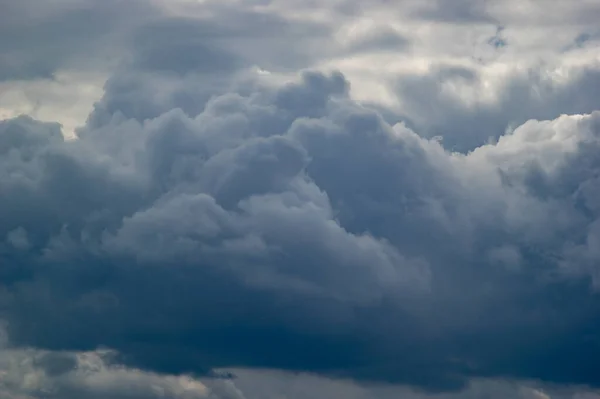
xmin=1 ymin=0 xmax=600 ymax=398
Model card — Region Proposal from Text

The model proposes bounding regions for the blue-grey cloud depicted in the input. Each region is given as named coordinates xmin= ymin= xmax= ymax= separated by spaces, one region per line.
xmin=390 ymin=63 xmax=600 ymax=151
xmin=412 ymin=0 xmax=496 ymax=24
xmin=1 ymin=64 xmax=600 ymax=393
xmin=0 ymin=0 xmax=332 ymax=85
xmin=2 ymin=0 xmax=600 ymax=396
xmin=344 ymin=27 xmax=410 ymax=54
xmin=3 ymin=342 xmax=592 ymax=399
xmin=0 ymin=0 xmax=160 ymax=81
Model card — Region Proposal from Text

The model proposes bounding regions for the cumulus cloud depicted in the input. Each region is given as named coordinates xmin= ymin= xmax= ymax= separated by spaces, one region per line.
xmin=1 ymin=66 xmax=600 ymax=393
xmin=2 ymin=0 xmax=600 ymax=397
xmin=390 ymin=62 xmax=600 ymax=151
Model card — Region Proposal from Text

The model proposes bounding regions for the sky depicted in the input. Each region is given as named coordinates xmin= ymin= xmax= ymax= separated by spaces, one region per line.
xmin=1 ymin=0 xmax=600 ymax=398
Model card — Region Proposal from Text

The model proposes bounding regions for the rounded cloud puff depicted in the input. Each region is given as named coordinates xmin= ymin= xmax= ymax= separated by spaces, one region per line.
xmin=1 ymin=67 xmax=600 ymax=392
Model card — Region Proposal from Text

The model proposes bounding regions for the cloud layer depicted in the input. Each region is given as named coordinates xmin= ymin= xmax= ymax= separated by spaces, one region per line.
xmin=1 ymin=0 xmax=600 ymax=398
xmin=2 ymin=67 xmax=600 ymax=391
xmin=2 ymin=343 xmax=598 ymax=399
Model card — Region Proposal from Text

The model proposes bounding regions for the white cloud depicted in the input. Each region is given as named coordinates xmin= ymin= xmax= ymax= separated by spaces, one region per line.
xmin=0 ymin=348 xmax=213 ymax=399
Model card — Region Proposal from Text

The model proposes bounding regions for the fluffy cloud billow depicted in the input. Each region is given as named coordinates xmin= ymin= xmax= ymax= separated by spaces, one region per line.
xmin=1 ymin=0 xmax=600 ymax=398
xmin=2 ymin=66 xmax=600 ymax=390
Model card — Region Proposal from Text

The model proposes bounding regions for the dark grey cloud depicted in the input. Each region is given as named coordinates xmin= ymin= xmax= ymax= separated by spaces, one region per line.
xmin=0 ymin=0 xmax=332 ymax=86
xmin=76 ymin=4 xmax=338 ymax=130
xmin=1 ymin=65 xmax=600 ymax=394
xmin=568 ymin=30 xmax=600 ymax=50
xmin=412 ymin=0 xmax=496 ymax=24
xmin=4 ymin=343 xmax=593 ymax=399
xmin=488 ymin=26 xmax=507 ymax=48
xmin=129 ymin=9 xmax=332 ymax=76
xmin=344 ymin=27 xmax=410 ymax=54
xmin=390 ymin=63 xmax=600 ymax=151
xmin=0 ymin=0 xmax=159 ymax=81
xmin=2 ymin=0 xmax=600 ymax=396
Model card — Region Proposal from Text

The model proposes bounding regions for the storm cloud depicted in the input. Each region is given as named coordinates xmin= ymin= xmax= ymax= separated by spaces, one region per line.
xmin=1 ymin=66 xmax=600 ymax=392
xmin=1 ymin=0 xmax=600 ymax=398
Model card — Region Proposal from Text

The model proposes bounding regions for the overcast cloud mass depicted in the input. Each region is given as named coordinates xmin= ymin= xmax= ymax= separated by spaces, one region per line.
xmin=1 ymin=0 xmax=600 ymax=398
